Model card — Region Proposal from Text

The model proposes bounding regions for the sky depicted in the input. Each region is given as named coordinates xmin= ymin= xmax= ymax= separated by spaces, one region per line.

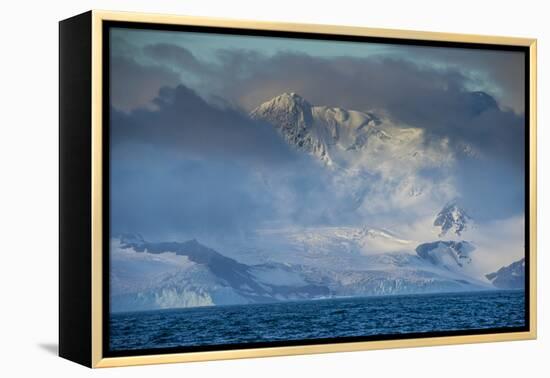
xmin=109 ymin=26 xmax=526 ymax=248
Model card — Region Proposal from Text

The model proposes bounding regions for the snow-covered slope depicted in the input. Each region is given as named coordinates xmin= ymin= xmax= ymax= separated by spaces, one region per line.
xmin=110 ymin=234 xmax=330 ymax=312
xmin=250 ymin=92 xmax=452 ymax=172
xmin=111 ymin=231 xmax=491 ymax=312
xmin=485 ymin=258 xmax=525 ymax=289
xmin=250 ymin=92 xmax=334 ymax=165
xmin=252 ymin=226 xmax=413 ymax=265
xmin=110 ymin=237 xmax=249 ymax=311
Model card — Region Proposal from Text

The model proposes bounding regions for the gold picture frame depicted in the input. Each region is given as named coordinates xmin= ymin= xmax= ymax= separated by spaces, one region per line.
xmin=59 ymin=10 xmax=537 ymax=368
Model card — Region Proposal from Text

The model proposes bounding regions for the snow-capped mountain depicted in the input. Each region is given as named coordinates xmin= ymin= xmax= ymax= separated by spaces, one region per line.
xmin=111 ymin=232 xmax=491 ymax=312
xmin=249 ymin=92 xmax=466 ymax=227
xmin=485 ymin=258 xmax=525 ymax=289
xmin=250 ymin=92 xmax=335 ymax=165
xmin=250 ymin=92 xmax=451 ymax=171
xmin=433 ymin=202 xmax=472 ymax=237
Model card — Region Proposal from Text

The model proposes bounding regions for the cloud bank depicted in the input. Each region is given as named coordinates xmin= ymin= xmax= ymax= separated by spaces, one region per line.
xmin=109 ymin=29 xmax=526 ymax=240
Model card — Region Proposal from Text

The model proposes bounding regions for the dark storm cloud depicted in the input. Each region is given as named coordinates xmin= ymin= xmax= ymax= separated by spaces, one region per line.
xmin=109 ymin=83 xmax=293 ymax=237
xmin=142 ymin=43 xmax=213 ymax=74
xmin=207 ymin=51 xmax=525 ymax=167
xmin=393 ymin=46 xmax=525 ymax=113
xmin=219 ymin=52 xmax=469 ymax=112
xmin=111 ymin=83 xmax=297 ymax=165
xmin=114 ymin=41 xmax=525 ymax=169
xmin=110 ymin=55 xmax=180 ymax=112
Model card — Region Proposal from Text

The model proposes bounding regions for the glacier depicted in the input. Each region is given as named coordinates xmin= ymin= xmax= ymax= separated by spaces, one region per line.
xmin=111 ymin=231 xmax=493 ymax=313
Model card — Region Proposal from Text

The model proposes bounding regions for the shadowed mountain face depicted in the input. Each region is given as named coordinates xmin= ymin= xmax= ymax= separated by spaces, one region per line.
xmin=120 ymin=235 xmax=255 ymax=290
xmin=486 ymin=258 xmax=525 ymax=289
xmin=416 ymin=241 xmax=475 ymax=271
xmin=433 ymin=203 xmax=472 ymax=237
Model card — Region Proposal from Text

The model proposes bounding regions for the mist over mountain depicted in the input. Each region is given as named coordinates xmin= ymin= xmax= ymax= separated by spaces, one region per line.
xmin=110 ymin=91 xmax=525 ymax=311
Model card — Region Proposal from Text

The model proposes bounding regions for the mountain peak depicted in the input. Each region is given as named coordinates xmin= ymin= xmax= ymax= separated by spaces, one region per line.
xmin=282 ymin=91 xmax=302 ymax=99
xmin=434 ymin=202 xmax=472 ymax=237
xmin=250 ymin=92 xmax=334 ymax=163
xmin=274 ymin=91 xmax=305 ymax=100
xmin=252 ymin=92 xmax=312 ymax=115
xmin=251 ymin=92 xmax=399 ymax=168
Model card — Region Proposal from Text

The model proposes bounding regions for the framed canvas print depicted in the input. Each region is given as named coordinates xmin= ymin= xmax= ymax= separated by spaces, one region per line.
xmin=59 ymin=10 xmax=537 ymax=368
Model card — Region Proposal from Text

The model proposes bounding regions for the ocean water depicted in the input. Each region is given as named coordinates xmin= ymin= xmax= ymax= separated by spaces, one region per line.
xmin=110 ymin=290 xmax=525 ymax=352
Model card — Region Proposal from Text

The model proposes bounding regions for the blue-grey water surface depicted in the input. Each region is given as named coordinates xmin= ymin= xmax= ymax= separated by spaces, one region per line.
xmin=110 ymin=290 xmax=525 ymax=351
